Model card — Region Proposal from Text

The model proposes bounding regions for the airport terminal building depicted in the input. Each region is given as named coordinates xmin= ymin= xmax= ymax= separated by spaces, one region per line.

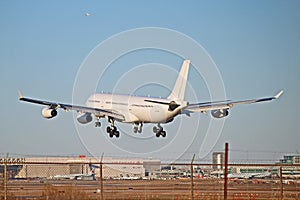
xmin=0 ymin=156 xmax=145 ymax=179
xmin=1 ymin=154 xmax=300 ymax=180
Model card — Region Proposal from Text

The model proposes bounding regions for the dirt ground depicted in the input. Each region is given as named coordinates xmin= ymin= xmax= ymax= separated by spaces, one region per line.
xmin=1 ymin=178 xmax=300 ymax=200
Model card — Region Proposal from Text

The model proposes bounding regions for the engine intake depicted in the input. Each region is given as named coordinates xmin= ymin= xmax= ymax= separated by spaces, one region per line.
xmin=168 ymin=101 xmax=180 ymax=111
xmin=77 ymin=113 xmax=93 ymax=124
xmin=211 ymin=109 xmax=229 ymax=118
xmin=42 ymin=108 xmax=57 ymax=119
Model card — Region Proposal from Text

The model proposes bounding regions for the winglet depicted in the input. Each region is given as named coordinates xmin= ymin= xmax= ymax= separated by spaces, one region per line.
xmin=18 ymin=90 xmax=23 ymax=99
xmin=274 ymin=90 xmax=284 ymax=99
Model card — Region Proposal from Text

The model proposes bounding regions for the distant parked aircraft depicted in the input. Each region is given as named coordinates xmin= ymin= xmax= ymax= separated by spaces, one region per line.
xmin=228 ymin=169 xmax=272 ymax=179
xmin=50 ymin=164 xmax=98 ymax=180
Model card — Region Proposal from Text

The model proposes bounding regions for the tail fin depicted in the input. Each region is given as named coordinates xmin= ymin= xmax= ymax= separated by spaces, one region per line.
xmin=88 ymin=164 xmax=99 ymax=175
xmin=167 ymin=60 xmax=190 ymax=101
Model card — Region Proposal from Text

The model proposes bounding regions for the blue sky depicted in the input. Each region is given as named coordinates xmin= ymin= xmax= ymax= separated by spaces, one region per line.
xmin=0 ymin=1 xmax=299 ymax=162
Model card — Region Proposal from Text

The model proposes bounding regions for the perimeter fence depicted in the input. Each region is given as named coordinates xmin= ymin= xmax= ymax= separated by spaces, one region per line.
xmin=0 ymin=159 xmax=300 ymax=200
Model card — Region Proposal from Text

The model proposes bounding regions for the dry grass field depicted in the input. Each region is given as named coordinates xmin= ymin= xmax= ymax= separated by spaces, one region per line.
xmin=1 ymin=178 xmax=300 ymax=200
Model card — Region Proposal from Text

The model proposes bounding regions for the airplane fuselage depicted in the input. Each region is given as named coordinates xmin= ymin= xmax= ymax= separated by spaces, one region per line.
xmin=86 ymin=93 xmax=188 ymax=124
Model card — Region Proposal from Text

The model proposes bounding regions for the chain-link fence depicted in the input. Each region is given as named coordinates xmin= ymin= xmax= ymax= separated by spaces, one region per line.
xmin=1 ymin=158 xmax=300 ymax=200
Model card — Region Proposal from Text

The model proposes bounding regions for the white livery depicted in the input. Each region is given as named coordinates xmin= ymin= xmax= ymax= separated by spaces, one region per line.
xmin=50 ymin=164 xmax=98 ymax=180
xmin=19 ymin=60 xmax=283 ymax=138
xmin=228 ymin=169 xmax=273 ymax=179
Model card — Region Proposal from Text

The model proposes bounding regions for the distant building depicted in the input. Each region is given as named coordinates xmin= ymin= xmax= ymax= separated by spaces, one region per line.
xmin=212 ymin=152 xmax=225 ymax=170
xmin=277 ymin=155 xmax=300 ymax=178
xmin=143 ymin=160 xmax=161 ymax=176
xmin=279 ymin=155 xmax=300 ymax=164
xmin=0 ymin=156 xmax=148 ymax=179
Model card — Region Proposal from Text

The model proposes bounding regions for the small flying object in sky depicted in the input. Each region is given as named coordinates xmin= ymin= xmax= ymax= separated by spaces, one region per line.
xmin=85 ymin=13 xmax=91 ymax=17
xmin=18 ymin=60 xmax=283 ymax=139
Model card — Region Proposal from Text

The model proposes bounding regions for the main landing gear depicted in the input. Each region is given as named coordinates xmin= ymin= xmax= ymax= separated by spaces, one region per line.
xmin=106 ymin=118 xmax=119 ymax=138
xmin=133 ymin=123 xmax=143 ymax=133
xmin=153 ymin=124 xmax=166 ymax=138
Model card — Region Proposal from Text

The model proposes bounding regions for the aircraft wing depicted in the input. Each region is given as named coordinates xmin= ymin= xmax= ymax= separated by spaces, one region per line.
xmin=18 ymin=92 xmax=125 ymax=121
xmin=185 ymin=90 xmax=283 ymax=113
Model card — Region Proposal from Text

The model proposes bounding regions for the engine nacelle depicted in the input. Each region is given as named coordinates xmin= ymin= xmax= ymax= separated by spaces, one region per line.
xmin=42 ymin=108 xmax=57 ymax=119
xmin=168 ymin=101 xmax=180 ymax=111
xmin=77 ymin=113 xmax=93 ymax=124
xmin=211 ymin=109 xmax=229 ymax=118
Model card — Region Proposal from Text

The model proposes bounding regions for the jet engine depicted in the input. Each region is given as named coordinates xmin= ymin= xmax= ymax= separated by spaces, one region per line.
xmin=211 ymin=109 xmax=229 ymax=118
xmin=77 ymin=113 xmax=93 ymax=124
xmin=42 ymin=108 xmax=57 ymax=119
xmin=168 ymin=101 xmax=180 ymax=111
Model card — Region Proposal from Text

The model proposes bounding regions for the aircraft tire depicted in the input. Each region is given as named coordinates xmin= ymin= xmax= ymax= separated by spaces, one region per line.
xmin=95 ymin=121 xmax=101 ymax=127
xmin=115 ymin=131 xmax=120 ymax=138
xmin=109 ymin=131 xmax=114 ymax=138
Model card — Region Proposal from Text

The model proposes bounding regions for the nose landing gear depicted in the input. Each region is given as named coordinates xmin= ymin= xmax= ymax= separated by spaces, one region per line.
xmin=133 ymin=123 xmax=143 ymax=133
xmin=95 ymin=117 xmax=101 ymax=127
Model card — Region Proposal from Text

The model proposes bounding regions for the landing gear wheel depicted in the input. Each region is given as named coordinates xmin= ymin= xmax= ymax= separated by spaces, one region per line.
xmin=137 ymin=123 xmax=143 ymax=133
xmin=95 ymin=121 xmax=101 ymax=127
xmin=109 ymin=131 xmax=114 ymax=138
xmin=106 ymin=126 xmax=120 ymax=138
xmin=133 ymin=123 xmax=143 ymax=133
xmin=153 ymin=124 xmax=166 ymax=138
xmin=115 ymin=131 xmax=120 ymax=138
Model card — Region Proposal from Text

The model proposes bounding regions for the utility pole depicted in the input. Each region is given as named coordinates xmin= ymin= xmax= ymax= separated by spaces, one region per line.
xmin=280 ymin=166 xmax=283 ymax=200
xmin=4 ymin=161 xmax=7 ymax=200
xmin=224 ymin=143 xmax=229 ymax=200
xmin=190 ymin=154 xmax=195 ymax=200
xmin=100 ymin=153 xmax=104 ymax=200
xmin=4 ymin=153 xmax=9 ymax=200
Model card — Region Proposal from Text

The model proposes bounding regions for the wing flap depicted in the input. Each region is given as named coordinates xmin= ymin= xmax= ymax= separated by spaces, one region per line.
xmin=61 ymin=104 xmax=125 ymax=121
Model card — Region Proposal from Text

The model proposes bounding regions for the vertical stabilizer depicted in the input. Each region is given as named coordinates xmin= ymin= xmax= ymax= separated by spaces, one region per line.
xmin=167 ymin=60 xmax=190 ymax=101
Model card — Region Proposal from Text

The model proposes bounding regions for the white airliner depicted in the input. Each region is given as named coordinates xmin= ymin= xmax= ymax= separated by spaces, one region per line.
xmin=19 ymin=60 xmax=283 ymax=138
xmin=50 ymin=164 xmax=98 ymax=180
xmin=228 ymin=169 xmax=272 ymax=179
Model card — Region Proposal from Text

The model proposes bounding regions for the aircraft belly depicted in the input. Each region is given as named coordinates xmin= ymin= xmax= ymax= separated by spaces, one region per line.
xmin=129 ymin=106 xmax=173 ymax=123
xmin=122 ymin=111 xmax=139 ymax=123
